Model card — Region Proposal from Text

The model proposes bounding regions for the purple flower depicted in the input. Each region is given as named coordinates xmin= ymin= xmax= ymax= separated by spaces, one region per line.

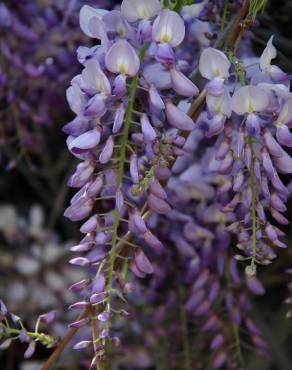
xmin=79 ymin=5 xmax=108 ymax=40
xmin=166 ymin=102 xmax=195 ymax=131
xmin=134 ymin=249 xmax=154 ymax=274
xmin=24 ymin=341 xmax=36 ymax=359
xmin=141 ymin=114 xmax=157 ymax=141
xmin=259 ymin=35 xmax=287 ymax=82
xmin=170 ymin=67 xmax=199 ymax=97
xmin=39 ymin=311 xmax=56 ymax=325
xmin=73 ymin=340 xmax=92 ymax=350
xmin=275 ymin=98 xmax=292 ymax=147
xmin=68 ymin=127 xmax=101 ymax=154
xmin=81 ymin=59 xmax=111 ymax=96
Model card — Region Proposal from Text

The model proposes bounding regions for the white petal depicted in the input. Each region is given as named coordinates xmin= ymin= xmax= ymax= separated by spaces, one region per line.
xmin=103 ymin=10 xmax=134 ymax=39
xmin=182 ymin=1 xmax=207 ymax=18
xmin=231 ymin=86 xmax=269 ymax=115
xmin=152 ymin=9 xmax=185 ymax=47
xmin=189 ymin=19 xmax=212 ymax=47
xmin=199 ymin=48 xmax=230 ymax=80
xmin=66 ymin=82 xmax=86 ymax=116
xmin=257 ymin=82 xmax=292 ymax=99
xmin=82 ymin=59 xmax=111 ymax=95
xmin=105 ymin=40 xmax=140 ymax=77
xmin=276 ymin=98 xmax=292 ymax=126
xmin=207 ymin=89 xmax=232 ymax=117
xmin=121 ymin=0 xmax=161 ymax=22
xmin=79 ymin=5 xmax=108 ymax=39
xmin=259 ymin=35 xmax=277 ymax=71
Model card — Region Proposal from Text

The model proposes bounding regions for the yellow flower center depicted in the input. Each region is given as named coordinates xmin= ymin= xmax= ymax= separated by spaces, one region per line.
xmin=247 ymin=103 xmax=254 ymax=113
xmin=137 ymin=5 xmax=149 ymax=18
xmin=161 ymin=25 xmax=172 ymax=43
xmin=118 ymin=61 xmax=127 ymax=75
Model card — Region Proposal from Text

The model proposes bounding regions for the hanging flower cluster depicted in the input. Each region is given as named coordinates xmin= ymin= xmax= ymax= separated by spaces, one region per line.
xmin=0 ymin=299 xmax=56 ymax=360
xmin=199 ymin=37 xmax=292 ymax=277
xmin=64 ymin=0 xmax=219 ymax=366
xmin=127 ymin=127 xmax=268 ymax=369
xmin=61 ymin=0 xmax=292 ymax=369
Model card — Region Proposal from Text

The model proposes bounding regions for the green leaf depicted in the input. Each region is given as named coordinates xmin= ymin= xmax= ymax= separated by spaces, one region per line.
xmin=249 ymin=0 xmax=268 ymax=20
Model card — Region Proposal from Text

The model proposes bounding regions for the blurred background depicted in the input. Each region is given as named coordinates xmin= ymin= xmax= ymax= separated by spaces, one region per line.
xmin=0 ymin=0 xmax=292 ymax=369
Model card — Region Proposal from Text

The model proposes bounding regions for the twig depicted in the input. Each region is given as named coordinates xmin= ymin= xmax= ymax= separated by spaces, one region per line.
xmin=223 ymin=0 xmax=251 ymax=50
xmin=40 ymin=308 xmax=89 ymax=370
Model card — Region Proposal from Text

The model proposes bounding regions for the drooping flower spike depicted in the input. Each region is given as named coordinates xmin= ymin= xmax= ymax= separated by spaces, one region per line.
xmin=196 ymin=39 xmax=292 ymax=278
xmin=61 ymin=1 xmax=292 ymax=368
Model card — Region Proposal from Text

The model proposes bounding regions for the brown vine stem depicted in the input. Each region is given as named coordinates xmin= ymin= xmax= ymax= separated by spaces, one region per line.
xmin=41 ymin=2 xmax=251 ymax=369
xmin=41 ymin=308 xmax=89 ymax=370
xmin=223 ymin=0 xmax=251 ymax=50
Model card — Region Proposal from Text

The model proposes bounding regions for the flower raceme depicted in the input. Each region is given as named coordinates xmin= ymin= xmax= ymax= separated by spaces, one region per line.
xmin=65 ymin=1 xmax=201 ymax=363
xmin=63 ymin=0 xmax=292 ymax=368
xmin=198 ymin=38 xmax=292 ymax=276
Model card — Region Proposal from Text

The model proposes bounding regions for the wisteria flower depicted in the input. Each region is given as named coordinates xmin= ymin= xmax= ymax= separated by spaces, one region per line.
xmin=231 ymin=85 xmax=269 ymax=135
xmin=199 ymin=48 xmax=231 ymax=95
xmin=121 ymin=0 xmax=161 ymax=22
xmin=79 ymin=5 xmax=108 ymax=41
xmin=152 ymin=9 xmax=185 ymax=47
xmin=105 ymin=39 xmax=140 ymax=77
xmin=205 ymin=89 xmax=232 ymax=136
xmin=259 ymin=35 xmax=288 ymax=82
xmin=275 ymin=98 xmax=292 ymax=147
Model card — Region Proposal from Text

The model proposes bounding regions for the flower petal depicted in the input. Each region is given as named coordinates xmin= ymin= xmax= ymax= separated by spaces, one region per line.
xmin=147 ymin=193 xmax=171 ymax=214
xmin=66 ymin=83 xmax=86 ymax=116
xmin=199 ymin=48 xmax=230 ymax=80
xmin=231 ymin=85 xmax=269 ymax=115
xmin=141 ymin=114 xmax=157 ymax=141
xmin=79 ymin=5 xmax=108 ymax=39
xmin=82 ymin=59 xmax=111 ymax=95
xmin=246 ymin=113 xmax=260 ymax=136
xmin=121 ymin=0 xmax=161 ymax=22
xmin=166 ymin=102 xmax=195 ymax=131
xmin=99 ymin=136 xmax=114 ymax=164
xmin=276 ymin=125 xmax=292 ymax=148
xmin=273 ymin=150 xmax=292 ymax=174
xmin=134 ymin=249 xmax=154 ymax=274
xmin=149 ymin=84 xmax=165 ymax=111
xmin=276 ymin=98 xmax=292 ymax=126
xmin=259 ymin=35 xmax=277 ymax=71
xmin=263 ymin=129 xmax=283 ymax=157
xmin=68 ymin=127 xmax=101 ymax=153
xmin=152 ymin=9 xmax=185 ymax=47
xmin=170 ymin=67 xmax=199 ymax=97
xmin=105 ymin=40 xmax=140 ymax=76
